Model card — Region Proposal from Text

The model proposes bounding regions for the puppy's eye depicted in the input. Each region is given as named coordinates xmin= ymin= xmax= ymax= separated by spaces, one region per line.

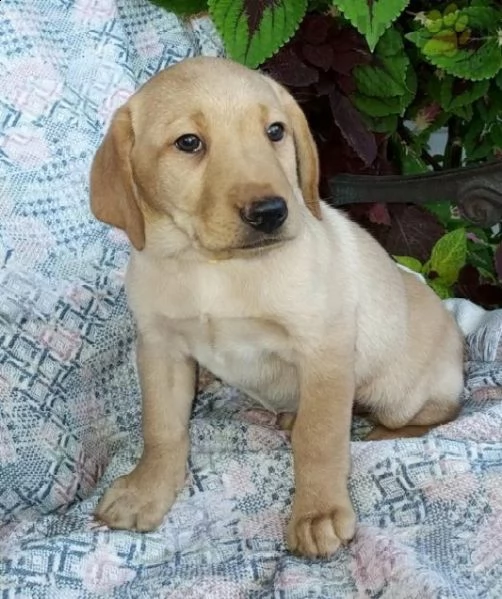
xmin=266 ymin=122 xmax=285 ymax=142
xmin=175 ymin=134 xmax=203 ymax=153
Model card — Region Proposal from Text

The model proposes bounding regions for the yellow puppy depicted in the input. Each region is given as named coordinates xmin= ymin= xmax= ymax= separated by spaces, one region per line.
xmin=90 ymin=57 xmax=464 ymax=558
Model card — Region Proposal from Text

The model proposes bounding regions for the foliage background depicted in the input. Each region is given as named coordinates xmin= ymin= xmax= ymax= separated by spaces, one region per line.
xmin=151 ymin=0 xmax=502 ymax=306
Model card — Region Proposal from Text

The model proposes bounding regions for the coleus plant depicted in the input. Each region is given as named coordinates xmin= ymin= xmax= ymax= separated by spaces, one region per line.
xmin=150 ymin=0 xmax=502 ymax=307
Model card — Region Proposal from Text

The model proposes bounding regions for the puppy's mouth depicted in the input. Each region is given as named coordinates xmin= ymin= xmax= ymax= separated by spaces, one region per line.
xmin=237 ymin=237 xmax=285 ymax=251
xmin=201 ymin=236 xmax=289 ymax=262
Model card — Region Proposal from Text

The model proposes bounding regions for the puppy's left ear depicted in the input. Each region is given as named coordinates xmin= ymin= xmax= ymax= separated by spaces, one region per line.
xmin=265 ymin=76 xmax=322 ymax=220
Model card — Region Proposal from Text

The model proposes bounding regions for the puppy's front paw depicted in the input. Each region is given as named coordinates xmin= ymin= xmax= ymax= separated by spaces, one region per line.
xmin=95 ymin=465 xmax=182 ymax=532
xmin=287 ymin=502 xmax=356 ymax=558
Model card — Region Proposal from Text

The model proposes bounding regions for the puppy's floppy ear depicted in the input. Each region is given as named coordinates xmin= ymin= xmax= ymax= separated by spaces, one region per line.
xmin=265 ymin=76 xmax=322 ymax=220
xmin=90 ymin=106 xmax=145 ymax=250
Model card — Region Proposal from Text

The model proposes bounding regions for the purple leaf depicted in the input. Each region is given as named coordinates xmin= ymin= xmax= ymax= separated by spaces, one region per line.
xmin=301 ymin=13 xmax=330 ymax=45
xmin=336 ymin=73 xmax=357 ymax=95
xmin=263 ymin=46 xmax=319 ymax=87
xmin=476 ymin=284 xmax=502 ymax=306
xmin=457 ymin=264 xmax=502 ymax=308
xmin=331 ymin=27 xmax=370 ymax=55
xmin=315 ymin=78 xmax=335 ymax=96
xmin=328 ymin=88 xmax=377 ymax=166
xmin=332 ymin=50 xmax=371 ymax=75
xmin=452 ymin=78 xmax=471 ymax=95
xmin=302 ymin=43 xmax=334 ymax=71
xmin=385 ymin=205 xmax=445 ymax=262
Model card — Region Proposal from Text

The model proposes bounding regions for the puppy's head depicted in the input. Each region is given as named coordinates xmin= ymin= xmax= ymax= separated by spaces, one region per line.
xmin=90 ymin=57 xmax=321 ymax=257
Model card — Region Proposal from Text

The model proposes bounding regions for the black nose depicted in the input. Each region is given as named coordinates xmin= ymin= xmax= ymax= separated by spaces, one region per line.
xmin=240 ymin=196 xmax=288 ymax=234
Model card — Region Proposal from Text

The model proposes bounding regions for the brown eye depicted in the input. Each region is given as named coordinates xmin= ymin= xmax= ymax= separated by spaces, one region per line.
xmin=266 ymin=122 xmax=285 ymax=142
xmin=175 ymin=134 xmax=203 ymax=153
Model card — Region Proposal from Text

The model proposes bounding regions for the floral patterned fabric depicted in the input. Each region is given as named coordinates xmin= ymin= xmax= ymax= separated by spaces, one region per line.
xmin=1 ymin=1 xmax=502 ymax=597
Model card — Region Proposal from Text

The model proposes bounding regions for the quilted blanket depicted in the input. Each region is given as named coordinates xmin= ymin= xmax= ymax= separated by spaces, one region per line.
xmin=1 ymin=1 xmax=502 ymax=597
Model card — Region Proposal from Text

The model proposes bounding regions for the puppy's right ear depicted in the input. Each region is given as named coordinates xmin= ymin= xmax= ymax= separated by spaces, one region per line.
xmin=90 ymin=106 xmax=145 ymax=250
xmin=263 ymin=75 xmax=322 ymax=220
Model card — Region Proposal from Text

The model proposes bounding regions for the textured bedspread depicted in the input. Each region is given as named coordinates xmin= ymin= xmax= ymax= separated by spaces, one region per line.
xmin=1 ymin=1 xmax=502 ymax=597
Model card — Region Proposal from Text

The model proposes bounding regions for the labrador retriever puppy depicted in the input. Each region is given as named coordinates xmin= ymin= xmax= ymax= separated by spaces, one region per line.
xmin=90 ymin=57 xmax=464 ymax=558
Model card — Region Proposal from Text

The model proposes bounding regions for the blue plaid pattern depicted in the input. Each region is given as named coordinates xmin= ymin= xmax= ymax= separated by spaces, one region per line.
xmin=1 ymin=1 xmax=502 ymax=597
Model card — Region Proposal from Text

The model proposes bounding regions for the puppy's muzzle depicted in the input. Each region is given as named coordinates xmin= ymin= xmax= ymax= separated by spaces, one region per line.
xmin=240 ymin=196 xmax=288 ymax=234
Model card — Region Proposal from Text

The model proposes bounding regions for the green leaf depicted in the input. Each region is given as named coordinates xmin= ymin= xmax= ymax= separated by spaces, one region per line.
xmin=407 ymin=30 xmax=502 ymax=81
xmin=476 ymin=85 xmax=502 ymax=122
xmin=374 ymin=22 xmax=405 ymax=55
xmin=463 ymin=101 xmax=497 ymax=161
xmin=363 ymin=114 xmax=398 ymax=133
xmin=428 ymin=279 xmax=454 ymax=299
xmin=463 ymin=5 xmax=502 ymax=31
xmin=401 ymin=150 xmax=428 ymax=174
xmin=451 ymin=103 xmax=473 ymax=120
xmin=467 ymin=240 xmax=497 ymax=281
xmin=463 ymin=113 xmax=486 ymax=160
xmin=430 ymin=228 xmax=467 ymax=285
xmin=392 ymin=138 xmax=429 ymax=174
xmin=332 ymin=0 xmax=408 ymax=52
xmin=426 ymin=74 xmax=443 ymax=104
xmin=353 ymin=29 xmax=411 ymax=101
xmin=208 ymin=0 xmax=307 ymax=68
xmin=489 ymin=121 xmax=502 ymax=148
xmin=422 ymin=30 xmax=458 ymax=58
xmin=439 ymin=76 xmax=489 ymax=111
xmin=354 ymin=55 xmax=409 ymax=98
xmin=352 ymin=94 xmax=405 ymax=117
xmin=477 ymin=266 xmax=498 ymax=281
xmin=353 ymin=28 xmax=417 ymax=118
xmin=402 ymin=64 xmax=418 ymax=106
xmin=424 ymin=10 xmax=443 ymax=34
xmin=150 ymin=0 xmax=208 ymax=14
xmin=394 ymin=256 xmax=424 ymax=272
xmin=465 ymin=138 xmax=494 ymax=162
xmin=467 ymin=226 xmax=489 ymax=243
xmin=455 ymin=14 xmax=469 ymax=33
xmin=424 ymin=201 xmax=462 ymax=228
xmin=496 ymin=70 xmax=502 ymax=91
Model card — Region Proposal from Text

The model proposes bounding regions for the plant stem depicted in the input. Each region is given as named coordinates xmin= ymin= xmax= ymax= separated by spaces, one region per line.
xmin=420 ymin=147 xmax=443 ymax=172
xmin=444 ymin=118 xmax=463 ymax=170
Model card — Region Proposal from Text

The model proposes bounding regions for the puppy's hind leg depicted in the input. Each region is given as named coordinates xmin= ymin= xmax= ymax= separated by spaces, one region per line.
xmin=366 ymin=352 xmax=464 ymax=441
xmin=367 ymin=394 xmax=462 ymax=441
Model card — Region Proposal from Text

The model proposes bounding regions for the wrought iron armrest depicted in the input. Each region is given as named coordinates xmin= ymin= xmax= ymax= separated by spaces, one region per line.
xmin=328 ymin=161 xmax=502 ymax=228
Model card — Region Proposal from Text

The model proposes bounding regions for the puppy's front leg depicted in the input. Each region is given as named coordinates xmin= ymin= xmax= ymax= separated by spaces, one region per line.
xmin=95 ymin=332 xmax=195 ymax=531
xmin=288 ymin=347 xmax=356 ymax=558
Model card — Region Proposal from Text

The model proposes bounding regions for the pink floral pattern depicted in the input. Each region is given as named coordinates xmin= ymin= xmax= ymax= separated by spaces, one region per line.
xmin=471 ymin=510 xmax=502 ymax=572
xmin=0 ymin=126 xmax=51 ymax=168
xmin=0 ymin=0 xmax=501 ymax=597
xmin=81 ymin=545 xmax=135 ymax=593
xmin=350 ymin=526 xmax=417 ymax=595
xmin=223 ymin=462 xmax=257 ymax=498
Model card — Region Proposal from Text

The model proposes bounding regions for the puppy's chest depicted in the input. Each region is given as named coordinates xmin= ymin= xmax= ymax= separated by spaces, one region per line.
xmin=165 ymin=313 xmax=299 ymax=411
xmin=134 ymin=261 xmax=300 ymax=407
xmin=171 ymin=314 xmax=292 ymax=375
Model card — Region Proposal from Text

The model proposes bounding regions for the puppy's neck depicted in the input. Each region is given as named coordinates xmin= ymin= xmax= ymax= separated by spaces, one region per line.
xmin=141 ymin=214 xmax=194 ymax=259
